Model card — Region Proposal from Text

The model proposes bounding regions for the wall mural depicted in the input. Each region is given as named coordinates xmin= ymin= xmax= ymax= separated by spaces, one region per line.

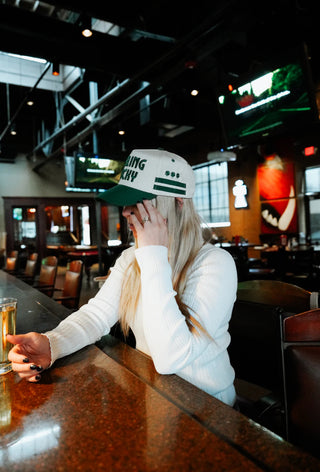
xmin=257 ymin=154 xmax=297 ymax=234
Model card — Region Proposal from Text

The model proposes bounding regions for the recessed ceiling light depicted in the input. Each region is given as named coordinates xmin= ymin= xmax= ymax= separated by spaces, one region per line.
xmin=82 ymin=28 xmax=93 ymax=38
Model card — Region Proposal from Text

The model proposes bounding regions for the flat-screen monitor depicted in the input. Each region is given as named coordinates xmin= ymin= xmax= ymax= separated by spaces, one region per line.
xmin=70 ymin=153 xmax=125 ymax=190
xmin=217 ymin=46 xmax=318 ymax=147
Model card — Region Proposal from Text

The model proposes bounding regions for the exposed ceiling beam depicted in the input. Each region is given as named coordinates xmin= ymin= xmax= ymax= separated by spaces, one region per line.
xmin=28 ymin=0 xmax=240 ymax=169
xmin=0 ymin=61 xmax=51 ymax=142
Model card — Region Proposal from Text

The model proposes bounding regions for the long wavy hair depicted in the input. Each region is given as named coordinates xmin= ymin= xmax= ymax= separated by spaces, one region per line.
xmin=118 ymin=196 xmax=204 ymax=336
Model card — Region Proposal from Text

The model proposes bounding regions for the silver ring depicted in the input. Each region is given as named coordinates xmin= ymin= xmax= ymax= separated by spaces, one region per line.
xmin=142 ymin=216 xmax=150 ymax=223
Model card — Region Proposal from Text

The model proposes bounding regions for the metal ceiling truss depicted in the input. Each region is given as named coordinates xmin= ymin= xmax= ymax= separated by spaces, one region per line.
xmin=0 ymin=0 xmax=253 ymax=169
xmin=29 ymin=1 xmax=238 ymax=171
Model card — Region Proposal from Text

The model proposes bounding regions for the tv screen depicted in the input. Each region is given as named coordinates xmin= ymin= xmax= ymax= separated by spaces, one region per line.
xmin=74 ymin=153 xmax=125 ymax=189
xmin=217 ymin=48 xmax=318 ymax=147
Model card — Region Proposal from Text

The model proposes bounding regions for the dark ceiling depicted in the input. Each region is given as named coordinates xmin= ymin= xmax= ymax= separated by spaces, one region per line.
xmin=1 ymin=0 xmax=320 ymax=168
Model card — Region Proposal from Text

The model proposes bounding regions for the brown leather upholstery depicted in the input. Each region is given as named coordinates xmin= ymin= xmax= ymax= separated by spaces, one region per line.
xmin=43 ymin=256 xmax=58 ymax=267
xmin=281 ymin=308 xmax=320 ymax=458
xmin=17 ymin=259 xmax=37 ymax=284
xmin=231 ymin=281 xmax=319 ymax=437
xmin=30 ymin=252 xmax=38 ymax=262
xmin=33 ymin=264 xmax=58 ymax=297
xmin=15 ymin=253 xmax=39 ymax=284
xmin=54 ymin=268 xmax=83 ymax=309
xmin=69 ymin=260 xmax=83 ymax=274
xmin=5 ymin=256 xmax=18 ymax=272
xmin=283 ymin=309 xmax=320 ymax=341
xmin=39 ymin=265 xmax=57 ymax=285
xmin=4 ymin=250 xmax=19 ymax=273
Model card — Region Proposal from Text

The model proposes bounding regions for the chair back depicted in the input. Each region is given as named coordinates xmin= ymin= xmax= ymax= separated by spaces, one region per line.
xmin=43 ymin=256 xmax=58 ymax=267
xmin=281 ymin=308 xmax=320 ymax=458
xmin=229 ymin=299 xmax=284 ymax=392
xmin=64 ymin=270 xmax=82 ymax=308
xmin=24 ymin=259 xmax=37 ymax=279
xmin=5 ymin=257 xmax=18 ymax=272
xmin=54 ymin=268 xmax=83 ymax=309
xmin=36 ymin=264 xmax=58 ymax=297
xmin=5 ymin=250 xmax=19 ymax=272
xmin=237 ymin=280 xmax=317 ymax=313
xmin=69 ymin=260 xmax=83 ymax=274
xmin=286 ymin=247 xmax=314 ymax=276
xmin=39 ymin=264 xmax=57 ymax=285
xmin=30 ymin=252 xmax=38 ymax=262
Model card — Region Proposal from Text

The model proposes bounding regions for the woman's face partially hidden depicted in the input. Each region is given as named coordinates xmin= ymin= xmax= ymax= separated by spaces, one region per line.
xmin=122 ymin=204 xmax=142 ymax=238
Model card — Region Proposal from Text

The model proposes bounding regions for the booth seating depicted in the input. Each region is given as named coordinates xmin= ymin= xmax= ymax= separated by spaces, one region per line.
xmin=281 ymin=308 xmax=320 ymax=459
xmin=229 ymin=280 xmax=319 ymax=436
xmin=229 ymin=299 xmax=286 ymax=436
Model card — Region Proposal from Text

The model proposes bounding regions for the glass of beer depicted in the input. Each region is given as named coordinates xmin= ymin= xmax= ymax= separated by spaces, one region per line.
xmin=0 ymin=298 xmax=17 ymax=375
xmin=0 ymin=376 xmax=12 ymax=427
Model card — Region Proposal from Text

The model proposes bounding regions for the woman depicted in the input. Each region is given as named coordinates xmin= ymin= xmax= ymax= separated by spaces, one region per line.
xmin=8 ymin=149 xmax=237 ymax=406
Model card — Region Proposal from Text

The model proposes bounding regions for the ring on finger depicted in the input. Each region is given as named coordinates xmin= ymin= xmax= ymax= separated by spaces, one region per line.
xmin=142 ymin=216 xmax=150 ymax=223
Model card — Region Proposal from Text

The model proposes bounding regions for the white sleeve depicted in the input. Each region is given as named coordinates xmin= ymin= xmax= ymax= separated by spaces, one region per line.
xmin=135 ymin=245 xmax=237 ymax=374
xmin=45 ymin=247 xmax=135 ymax=365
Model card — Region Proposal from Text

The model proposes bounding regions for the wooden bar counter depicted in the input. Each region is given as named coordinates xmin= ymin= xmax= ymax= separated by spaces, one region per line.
xmin=1 ymin=270 xmax=320 ymax=471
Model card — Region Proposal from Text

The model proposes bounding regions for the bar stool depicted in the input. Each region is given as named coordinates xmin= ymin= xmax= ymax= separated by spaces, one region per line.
xmin=4 ymin=250 xmax=19 ymax=274
xmin=33 ymin=259 xmax=58 ymax=297
xmin=53 ymin=262 xmax=83 ymax=310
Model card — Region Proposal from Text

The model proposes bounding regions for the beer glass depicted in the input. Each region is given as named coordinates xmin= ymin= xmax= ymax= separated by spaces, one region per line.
xmin=0 ymin=298 xmax=17 ymax=375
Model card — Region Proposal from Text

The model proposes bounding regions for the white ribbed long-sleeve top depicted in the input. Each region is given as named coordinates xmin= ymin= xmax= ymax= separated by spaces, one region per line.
xmin=45 ymin=243 xmax=237 ymax=406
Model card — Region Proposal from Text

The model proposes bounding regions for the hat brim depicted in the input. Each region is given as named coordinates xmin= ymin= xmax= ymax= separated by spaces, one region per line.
xmin=97 ymin=184 xmax=157 ymax=207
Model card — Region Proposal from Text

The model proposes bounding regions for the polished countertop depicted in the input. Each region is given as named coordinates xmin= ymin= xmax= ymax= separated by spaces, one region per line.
xmin=1 ymin=270 xmax=320 ymax=471
xmin=0 ymin=268 xmax=70 ymax=333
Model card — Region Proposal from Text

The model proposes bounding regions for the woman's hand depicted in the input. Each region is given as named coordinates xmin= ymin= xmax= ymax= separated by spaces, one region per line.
xmin=7 ymin=332 xmax=51 ymax=382
xmin=132 ymin=200 xmax=169 ymax=248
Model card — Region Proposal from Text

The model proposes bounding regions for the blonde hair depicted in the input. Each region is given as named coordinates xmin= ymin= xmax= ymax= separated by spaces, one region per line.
xmin=118 ymin=196 xmax=204 ymax=336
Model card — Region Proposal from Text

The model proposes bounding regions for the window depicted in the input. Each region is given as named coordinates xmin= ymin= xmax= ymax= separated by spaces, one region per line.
xmin=309 ymin=197 xmax=320 ymax=243
xmin=305 ymin=166 xmax=320 ymax=243
xmin=12 ymin=206 xmax=37 ymax=249
xmin=193 ymin=162 xmax=230 ymax=226
xmin=305 ymin=166 xmax=320 ymax=194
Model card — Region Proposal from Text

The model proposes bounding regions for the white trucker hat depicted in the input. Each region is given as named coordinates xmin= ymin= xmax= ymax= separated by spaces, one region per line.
xmin=98 ymin=149 xmax=195 ymax=207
